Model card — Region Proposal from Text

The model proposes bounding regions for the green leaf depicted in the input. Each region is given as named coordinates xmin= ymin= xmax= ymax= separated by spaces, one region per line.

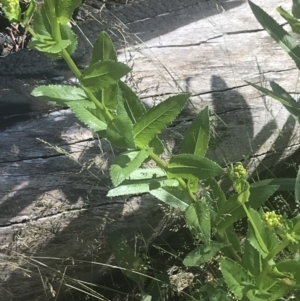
xmin=106 ymin=116 xmax=136 ymax=149
xmin=56 ymin=0 xmax=82 ymax=24
xmin=148 ymin=137 xmax=164 ymax=156
xmin=133 ymin=94 xmax=190 ymax=148
xmin=110 ymin=149 xmax=153 ymax=187
xmin=181 ymin=106 xmax=210 ymax=157
xmin=295 ymin=168 xmax=300 ymax=202
xmin=60 ymin=23 xmax=77 ymax=56
xmin=96 ymin=84 xmax=120 ymax=110
xmin=119 ymin=81 xmax=146 ymax=123
xmin=107 ymin=178 xmax=179 ymax=197
xmin=185 ymin=198 xmax=211 ymax=245
xmin=150 ymin=187 xmax=190 ymax=211
xmin=204 ymin=178 xmax=227 ymax=220
xmin=277 ymin=6 xmax=300 ymax=34
xmin=32 ymin=5 xmax=52 ymax=37
xmin=225 ymin=226 xmax=241 ymax=253
xmin=82 ymin=61 xmax=131 ymax=91
xmin=247 ymin=209 xmax=280 ymax=257
xmin=216 ymin=185 xmax=279 ymax=232
xmin=108 ymin=236 xmax=147 ymax=285
xmin=251 ymin=178 xmax=295 ymax=192
xmin=293 ymin=0 xmax=300 ymax=19
xmin=247 ymin=81 xmax=300 ymax=121
xmin=167 ymin=154 xmax=224 ymax=180
xmin=67 ymin=103 xmax=107 ymax=132
xmin=126 ymin=168 xmax=167 ymax=180
xmin=242 ymin=238 xmax=262 ymax=276
xmin=220 ymin=257 xmax=253 ymax=299
xmin=249 ymin=1 xmax=300 ymax=69
xmin=31 ymin=85 xmax=87 ymax=105
xmin=29 ymin=38 xmax=71 ymax=54
xmin=276 ymin=260 xmax=300 ymax=285
xmin=183 ymin=242 xmax=228 ymax=266
xmin=90 ymin=31 xmax=118 ymax=64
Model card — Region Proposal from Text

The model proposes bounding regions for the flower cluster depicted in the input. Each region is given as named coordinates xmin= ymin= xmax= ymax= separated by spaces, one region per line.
xmin=229 ymin=163 xmax=247 ymax=182
xmin=0 ymin=0 xmax=21 ymax=22
xmin=263 ymin=211 xmax=283 ymax=228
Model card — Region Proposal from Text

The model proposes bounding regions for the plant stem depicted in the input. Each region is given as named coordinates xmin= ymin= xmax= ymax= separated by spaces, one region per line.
xmin=45 ymin=0 xmax=61 ymax=42
xmin=242 ymin=203 xmax=269 ymax=254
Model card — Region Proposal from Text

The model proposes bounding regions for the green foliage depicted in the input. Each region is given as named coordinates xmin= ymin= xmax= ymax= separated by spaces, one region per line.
xmin=7 ymin=0 xmax=300 ymax=299
xmin=249 ymin=1 xmax=300 ymax=69
xmin=133 ymin=94 xmax=190 ymax=148
xmin=181 ymin=106 xmax=210 ymax=157
xmin=185 ymin=198 xmax=211 ymax=245
xmin=167 ymin=154 xmax=224 ymax=180
xmin=81 ymin=60 xmax=131 ymax=91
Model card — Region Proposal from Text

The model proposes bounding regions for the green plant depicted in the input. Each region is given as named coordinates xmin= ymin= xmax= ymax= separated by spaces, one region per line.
xmin=2 ymin=0 xmax=300 ymax=300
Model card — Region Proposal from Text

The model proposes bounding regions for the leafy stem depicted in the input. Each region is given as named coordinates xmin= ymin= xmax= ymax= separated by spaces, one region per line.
xmin=241 ymin=203 xmax=269 ymax=254
xmin=45 ymin=0 xmax=61 ymax=42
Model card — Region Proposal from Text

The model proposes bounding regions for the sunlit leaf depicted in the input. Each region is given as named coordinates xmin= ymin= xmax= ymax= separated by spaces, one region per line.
xmin=249 ymin=1 xmax=300 ymax=69
xmin=106 ymin=116 xmax=135 ymax=149
xmin=110 ymin=149 xmax=153 ymax=187
xmin=90 ymin=31 xmax=117 ymax=63
xmin=185 ymin=198 xmax=211 ymax=245
xmin=181 ymin=106 xmax=210 ymax=157
xmin=133 ymin=94 xmax=190 ymax=148
xmin=167 ymin=154 xmax=224 ymax=180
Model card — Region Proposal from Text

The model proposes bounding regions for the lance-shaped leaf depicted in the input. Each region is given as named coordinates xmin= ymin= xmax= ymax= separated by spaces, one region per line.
xmin=185 ymin=198 xmax=211 ymax=245
xmin=82 ymin=61 xmax=130 ymax=91
xmin=90 ymin=31 xmax=117 ymax=64
xmin=55 ymin=0 xmax=82 ymax=24
xmin=249 ymin=1 xmax=300 ymax=69
xmin=133 ymin=94 xmax=190 ymax=148
xmin=150 ymin=187 xmax=190 ymax=211
xmin=277 ymin=6 xmax=300 ymax=34
xmin=119 ymin=81 xmax=146 ymax=123
xmin=247 ymin=81 xmax=300 ymax=122
xmin=183 ymin=242 xmax=228 ymax=266
xmin=251 ymin=178 xmax=295 ymax=192
xmin=220 ymin=257 xmax=254 ymax=299
xmin=242 ymin=238 xmax=262 ymax=277
xmin=127 ymin=167 xmax=167 ymax=180
xmin=215 ymin=185 xmax=279 ymax=232
xmin=110 ymin=149 xmax=153 ymax=187
xmin=167 ymin=154 xmax=224 ymax=180
xmin=293 ymin=0 xmax=300 ymax=19
xmin=181 ymin=106 xmax=210 ymax=157
xmin=67 ymin=103 xmax=107 ymax=132
xmin=106 ymin=116 xmax=135 ymax=149
xmin=109 ymin=236 xmax=147 ymax=285
xmin=31 ymin=85 xmax=87 ymax=105
xmin=107 ymin=178 xmax=178 ymax=197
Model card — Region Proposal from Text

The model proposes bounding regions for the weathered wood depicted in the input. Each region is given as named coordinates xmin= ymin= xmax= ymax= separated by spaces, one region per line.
xmin=1 ymin=0 xmax=299 ymax=299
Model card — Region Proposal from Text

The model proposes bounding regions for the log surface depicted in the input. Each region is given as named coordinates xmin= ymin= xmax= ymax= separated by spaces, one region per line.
xmin=1 ymin=0 xmax=299 ymax=300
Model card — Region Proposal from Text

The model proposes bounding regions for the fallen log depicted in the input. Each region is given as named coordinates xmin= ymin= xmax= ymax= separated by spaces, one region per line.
xmin=1 ymin=0 xmax=299 ymax=300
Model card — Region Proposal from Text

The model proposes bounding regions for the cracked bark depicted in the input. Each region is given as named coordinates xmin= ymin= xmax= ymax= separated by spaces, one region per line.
xmin=1 ymin=0 xmax=299 ymax=300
